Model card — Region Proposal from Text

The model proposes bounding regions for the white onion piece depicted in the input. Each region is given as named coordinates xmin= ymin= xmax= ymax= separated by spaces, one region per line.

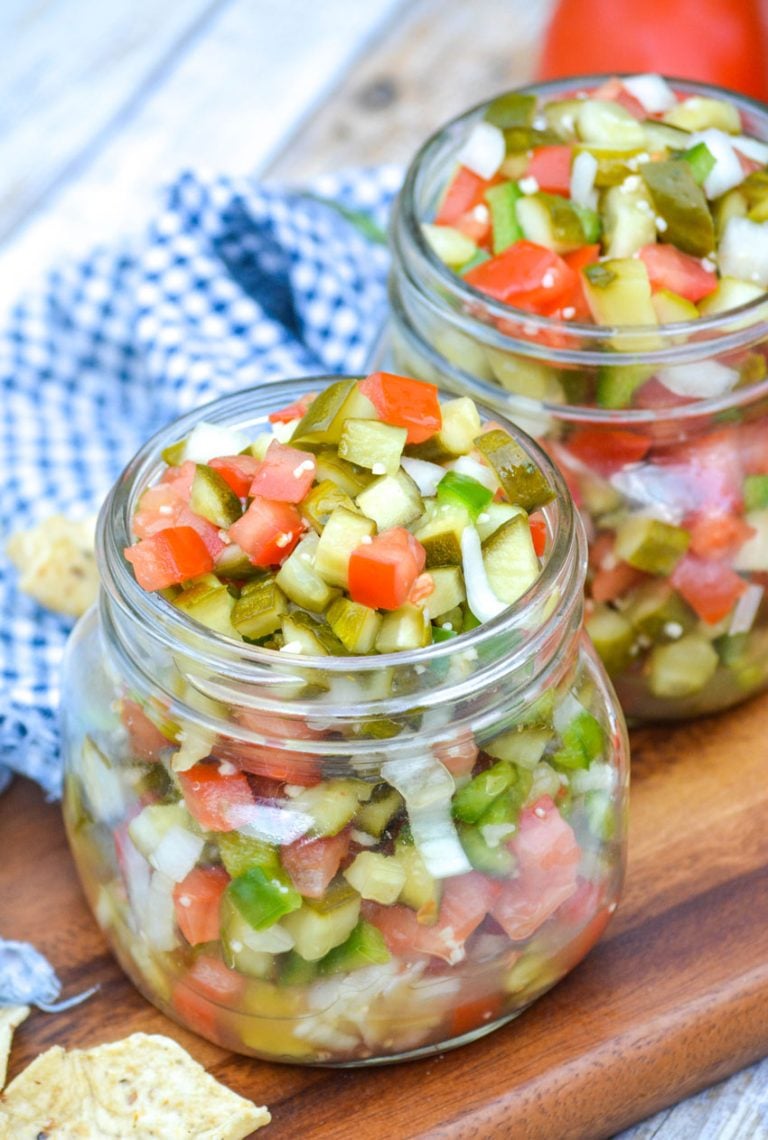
xmin=553 ymin=691 xmax=586 ymax=736
xmin=400 ymin=456 xmax=446 ymax=496
xmin=144 ymin=872 xmax=179 ymax=951
xmin=381 ymin=753 xmax=471 ymax=878
xmin=80 ymin=738 xmax=124 ymax=823
xmin=623 ymin=74 xmax=676 ymax=113
xmin=238 ymin=803 xmax=313 ymax=845
xmin=181 ymin=421 xmax=250 ymax=463
xmin=570 ymin=150 xmax=599 ymax=210
xmin=719 ymin=217 xmax=768 ymax=288
xmin=729 ymin=583 xmax=764 ymax=635
xmin=448 ymin=453 xmax=500 ymax=491
xmin=734 ymin=511 xmax=768 ymax=571
xmin=689 ymin=130 xmax=745 ymax=200
xmin=733 ymin=135 xmax=768 ymax=165
xmin=457 ymin=121 xmax=506 ymax=180
xmin=149 ymin=825 xmax=205 ymax=882
xmin=461 ymin=526 xmax=507 ymax=623
xmin=657 ymin=360 xmax=739 ymax=399
xmin=241 ymin=923 xmax=295 ymax=954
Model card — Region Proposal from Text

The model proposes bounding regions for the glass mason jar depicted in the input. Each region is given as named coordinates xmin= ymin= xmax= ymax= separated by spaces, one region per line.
xmin=389 ymin=76 xmax=768 ymax=721
xmin=61 ymin=377 xmax=628 ymax=1066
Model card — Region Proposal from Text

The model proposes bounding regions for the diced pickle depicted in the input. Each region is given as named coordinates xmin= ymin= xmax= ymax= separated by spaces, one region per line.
xmin=407 ymin=397 xmax=482 ymax=461
xmin=517 ymin=192 xmax=589 ymax=255
xmin=482 ymin=514 xmax=540 ymax=604
xmin=173 ymin=573 xmax=238 ymax=637
xmin=290 ymin=379 xmax=377 ymax=446
xmin=374 ymin=604 xmax=431 ymax=653
xmin=281 ymin=883 xmax=361 ymax=961
xmin=585 ymin=604 xmax=634 ymax=674
xmin=640 ymin=160 xmax=715 ymax=257
xmin=355 ymin=468 xmax=423 ymax=530
xmin=314 ymin=506 xmax=376 ymax=588
xmin=327 ymin=596 xmax=382 ymax=654
xmin=649 ymin=633 xmax=719 ymax=698
xmin=622 ymin=579 xmax=697 ymax=639
xmin=354 ymin=784 xmax=404 ymax=838
xmin=473 ymin=429 xmax=555 ymax=511
xmin=663 ymin=96 xmax=741 ymax=134
xmin=414 ymin=504 xmax=470 ymax=567
xmin=318 ymin=920 xmax=390 ymax=975
xmin=300 ymin=478 xmax=356 ymax=531
xmin=276 ymin=532 xmax=340 ymax=613
xmin=602 ymin=181 xmax=657 ymax=259
xmin=314 ymin=450 xmax=373 ymax=497
xmin=189 ymin=464 xmax=242 ymax=528
xmin=232 ymin=575 xmax=287 ymax=639
xmin=614 ymin=516 xmax=690 ymax=575
xmin=582 ymin=258 xmax=658 ymax=326
xmin=484 ymin=90 xmax=536 ymax=129
xmin=338 ymin=419 xmax=407 ymax=475
xmin=422 ymin=564 xmax=465 ymax=617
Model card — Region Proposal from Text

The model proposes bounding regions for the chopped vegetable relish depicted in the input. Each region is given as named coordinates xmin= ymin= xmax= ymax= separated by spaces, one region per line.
xmin=124 ymin=372 xmax=555 ymax=650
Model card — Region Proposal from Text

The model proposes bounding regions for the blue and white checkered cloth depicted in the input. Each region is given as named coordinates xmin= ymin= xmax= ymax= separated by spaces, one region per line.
xmin=0 ymin=165 xmax=402 ymax=803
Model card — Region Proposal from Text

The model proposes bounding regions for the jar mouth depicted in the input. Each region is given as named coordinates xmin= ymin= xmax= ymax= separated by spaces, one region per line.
xmin=98 ymin=376 xmax=584 ymax=699
xmin=393 ymin=72 xmax=768 ymax=423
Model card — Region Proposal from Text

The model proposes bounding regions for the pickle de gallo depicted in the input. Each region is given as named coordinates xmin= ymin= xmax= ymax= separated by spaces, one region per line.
xmin=389 ymin=75 xmax=768 ymax=720
xmin=61 ymin=374 xmax=628 ymax=1064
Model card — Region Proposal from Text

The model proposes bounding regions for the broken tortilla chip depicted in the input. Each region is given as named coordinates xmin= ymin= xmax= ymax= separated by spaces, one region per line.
xmin=0 ymin=1031 xmax=269 ymax=1138
xmin=0 ymin=1005 xmax=29 ymax=1090
xmin=6 ymin=514 xmax=98 ymax=617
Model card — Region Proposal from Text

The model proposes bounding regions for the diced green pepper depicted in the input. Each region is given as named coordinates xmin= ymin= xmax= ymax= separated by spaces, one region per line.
xmin=452 ymin=758 xmax=519 ymax=824
xmin=744 ymin=474 xmax=768 ymax=511
xmin=226 ymin=866 xmax=302 ymax=931
xmin=458 ymin=822 xmax=516 ymax=876
xmin=552 ymin=709 xmax=605 ymax=770
xmin=318 ymin=920 xmax=390 ymax=975
xmin=485 ymin=181 xmax=523 ymax=254
xmin=680 ymin=142 xmax=716 ymax=186
xmin=436 ymin=470 xmax=493 ymax=519
xmin=217 ymin=832 xmax=281 ymax=879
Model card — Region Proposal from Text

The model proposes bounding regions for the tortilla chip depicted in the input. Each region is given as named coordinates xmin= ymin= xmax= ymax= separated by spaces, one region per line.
xmin=6 ymin=514 xmax=98 ymax=617
xmin=0 ymin=1005 xmax=29 ymax=1090
xmin=0 ymin=1032 xmax=270 ymax=1138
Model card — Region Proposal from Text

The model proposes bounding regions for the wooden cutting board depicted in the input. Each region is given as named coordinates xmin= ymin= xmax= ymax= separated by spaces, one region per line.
xmin=2 ymin=693 xmax=767 ymax=1139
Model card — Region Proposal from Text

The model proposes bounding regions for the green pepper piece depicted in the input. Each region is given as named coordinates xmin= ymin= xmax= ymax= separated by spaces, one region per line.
xmin=484 ymin=91 xmax=536 ymax=129
xmin=318 ymin=919 xmax=390 ymax=975
xmin=279 ymin=950 xmax=318 ymax=987
xmin=595 ymin=362 xmax=654 ymax=409
xmin=436 ymin=470 xmax=493 ymax=519
xmin=614 ymin=516 xmax=690 ymax=576
xmin=452 ymin=758 xmax=518 ymax=824
xmin=232 ymin=575 xmax=287 ymax=639
xmin=189 ymin=464 xmax=242 ymax=528
xmin=226 ymin=866 xmax=302 ymax=931
xmin=640 ymin=160 xmax=715 ymax=257
xmin=744 ymin=473 xmax=768 ymax=511
xmin=458 ymin=822 xmax=516 ymax=876
xmin=216 ymin=833 xmax=281 ymax=879
xmin=431 ymin=624 xmax=458 ymax=642
xmin=552 ymin=709 xmax=605 ymax=771
xmin=680 ymin=142 xmax=716 ymax=186
xmin=473 ymin=429 xmax=555 ymax=511
xmin=485 ymin=181 xmax=523 ymax=254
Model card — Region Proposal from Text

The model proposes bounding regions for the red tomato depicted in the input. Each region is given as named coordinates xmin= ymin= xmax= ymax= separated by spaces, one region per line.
xmin=358 ymin=372 xmax=442 ymax=444
xmin=120 ymin=699 xmax=170 ymax=763
xmin=178 ymin=763 xmax=256 ymax=832
xmin=208 ymin=454 xmax=261 ymax=497
xmin=435 ymin=166 xmax=498 ymax=227
xmin=348 ymin=528 xmax=427 ymax=611
xmin=567 ymin=427 xmax=653 ymax=476
xmin=591 ymin=559 xmax=648 ymax=604
xmin=133 ymin=461 xmax=196 ymax=538
xmin=450 ymin=991 xmax=506 ymax=1039
xmin=173 ymin=866 xmax=229 ymax=945
xmin=491 ymin=796 xmax=579 ymax=941
xmin=248 ymin=440 xmax=317 ymax=503
xmin=227 ymin=495 xmax=303 ymax=566
xmin=670 ymin=554 xmax=748 ymax=623
xmin=637 ymin=245 xmax=718 ymax=303
xmin=591 ymin=77 xmax=647 ymax=119
xmin=526 ymin=146 xmax=573 ymax=195
xmin=464 ymin=241 xmax=577 ymax=314
xmin=227 ymin=709 xmax=323 ymax=786
xmin=537 ymin=0 xmax=768 ymax=104
xmin=434 ymin=730 xmax=479 ymax=778
xmin=268 ymin=391 xmax=317 ymax=424
xmin=172 ymin=955 xmax=243 ymax=1042
xmin=281 ymin=830 xmax=351 ymax=899
xmin=689 ymin=513 xmax=756 ymax=560
xmin=124 ymin=526 xmax=214 ymax=591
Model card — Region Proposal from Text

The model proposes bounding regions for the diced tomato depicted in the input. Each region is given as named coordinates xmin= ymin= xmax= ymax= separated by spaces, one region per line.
xmin=172 ymin=955 xmax=244 ymax=1041
xmin=450 ymin=991 xmax=506 ymax=1039
xmin=464 ymin=241 xmax=577 ymax=314
xmin=364 ymin=871 xmax=502 ymax=963
xmin=591 ymin=559 xmax=648 ymax=604
xmin=227 ymin=495 xmax=303 ymax=566
xmin=358 ymin=372 xmax=442 ymax=444
xmin=637 ymin=245 xmax=717 ymax=302
xmin=564 ymin=245 xmax=601 ymax=275
xmin=434 ymin=730 xmax=479 ymax=778
xmin=633 ymin=377 xmax=696 ymax=411
xmin=591 ymin=77 xmax=647 ymax=119
xmin=178 ymin=763 xmax=256 ymax=832
xmin=173 ymin=866 xmax=229 ymax=945
xmin=208 ymin=454 xmax=262 ymax=498
xmin=268 ymin=391 xmax=317 ymax=424
xmin=670 ymin=554 xmax=748 ymax=623
xmin=281 ymin=830 xmax=351 ymax=899
xmin=125 ymin=526 xmax=214 ymax=591
xmin=492 ymin=797 xmax=579 ymax=941
xmin=526 ymin=146 xmax=573 ymax=195
xmin=120 ymin=699 xmax=170 ymax=763
xmin=435 ymin=166 xmax=498 ymax=227
xmin=133 ymin=461 xmax=196 ymax=538
xmin=408 ymin=572 xmax=435 ymax=605
xmin=689 ymin=513 xmax=756 ymax=560
xmin=248 ymin=440 xmax=317 ymax=503
xmin=228 ymin=709 xmax=323 ymax=786
xmin=528 ymin=512 xmax=548 ymax=556
xmin=348 ymin=528 xmax=427 ymax=611
xmin=567 ymin=427 xmax=653 ymax=476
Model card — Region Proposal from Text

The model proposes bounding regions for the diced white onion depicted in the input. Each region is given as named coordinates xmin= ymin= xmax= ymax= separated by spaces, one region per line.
xmin=457 ymin=121 xmax=506 ymax=180
xmin=144 ymin=872 xmax=179 ymax=951
xmin=553 ymin=691 xmax=586 ymax=736
xmin=238 ymin=803 xmax=313 ymax=845
xmin=719 ymin=217 xmax=768 ymax=288
xmin=734 ymin=510 xmax=768 ymax=571
xmin=400 ymin=456 xmax=446 ymax=496
xmin=570 ymin=150 xmax=599 ymax=210
xmin=571 ymin=761 xmax=617 ymax=795
xmin=689 ymin=130 xmax=745 ymax=200
xmin=656 ymin=360 xmax=739 ymax=399
xmin=729 ymin=583 xmax=764 ymax=635
xmin=460 ymin=526 xmax=507 ymax=623
xmin=733 ymin=135 xmax=768 ymax=165
xmin=181 ymin=421 xmax=250 ymax=463
xmin=80 ymin=738 xmax=125 ymax=823
xmin=381 ymin=753 xmax=471 ymax=879
xmin=448 ymin=453 xmax=500 ymax=491
xmin=149 ymin=825 xmax=205 ymax=883
xmin=241 ymin=923 xmax=295 ymax=954
xmin=623 ymin=74 xmax=676 ymax=114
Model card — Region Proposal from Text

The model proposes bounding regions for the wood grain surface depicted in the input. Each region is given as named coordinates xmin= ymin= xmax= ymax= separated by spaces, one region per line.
xmin=2 ymin=690 xmax=766 ymax=1139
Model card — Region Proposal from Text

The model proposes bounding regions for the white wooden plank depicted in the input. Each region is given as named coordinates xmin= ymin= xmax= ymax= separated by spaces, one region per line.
xmin=0 ymin=0 xmax=404 ymax=312
xmin=0 ymin=0 xmax=219 ymax=239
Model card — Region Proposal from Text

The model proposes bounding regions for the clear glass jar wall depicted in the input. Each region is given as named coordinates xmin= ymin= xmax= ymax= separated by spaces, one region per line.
xmin=61 ymin=378 xmax=628 ymax=1066
xmin=389 ymin=76 xmax=768 ymax=721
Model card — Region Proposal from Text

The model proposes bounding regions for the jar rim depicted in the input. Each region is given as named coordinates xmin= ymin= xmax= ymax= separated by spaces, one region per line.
xmin=98 ymin=375 xmax=585 ymax=690
xmin=393 ymin=72 xmax=768 ymax=423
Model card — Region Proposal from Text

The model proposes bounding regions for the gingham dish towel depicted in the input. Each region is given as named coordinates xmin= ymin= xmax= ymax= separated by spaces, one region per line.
xmin=0 ymin=165 xmax=402 ymax=804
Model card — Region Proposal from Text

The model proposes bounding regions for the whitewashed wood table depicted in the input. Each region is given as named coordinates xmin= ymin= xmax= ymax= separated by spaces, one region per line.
xmin=1 ymin=1 xmax=767 ymax=1135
